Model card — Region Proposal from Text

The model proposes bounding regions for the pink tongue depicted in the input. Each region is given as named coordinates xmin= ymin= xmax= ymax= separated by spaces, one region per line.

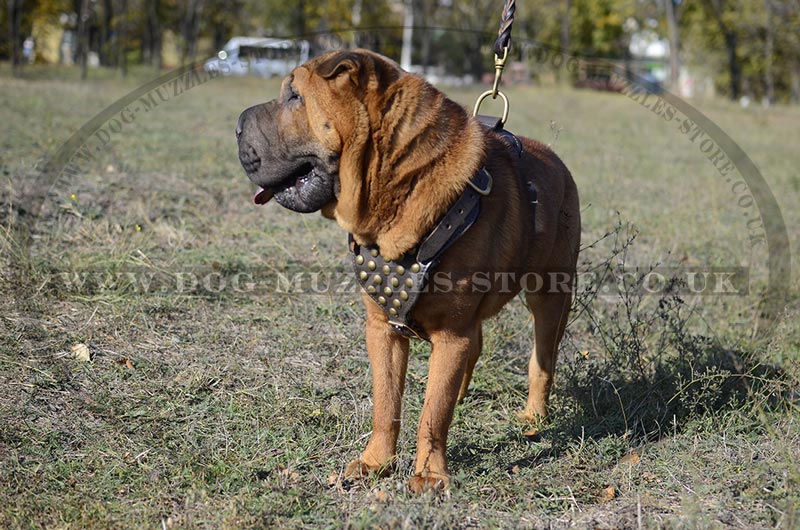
xmin=253 ymin=187 xmax=273 ymax=205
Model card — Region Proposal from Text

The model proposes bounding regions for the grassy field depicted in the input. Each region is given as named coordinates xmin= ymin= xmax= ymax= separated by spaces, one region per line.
xmin=1 ymin=63 xmax=799 ymax=528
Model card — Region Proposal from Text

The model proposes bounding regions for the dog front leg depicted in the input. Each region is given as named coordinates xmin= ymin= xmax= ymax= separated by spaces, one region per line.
xmin=409 ymin=327 xmax=477 ymax=492
xmin=345 ymin=300 xmax=409 ymax=479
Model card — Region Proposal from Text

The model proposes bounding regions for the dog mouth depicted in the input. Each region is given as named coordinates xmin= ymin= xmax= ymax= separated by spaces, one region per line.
xmin=253 ymin=162 xmax=313 ymax=204
xmin=253 ymin=162 xmax=336 ymax=213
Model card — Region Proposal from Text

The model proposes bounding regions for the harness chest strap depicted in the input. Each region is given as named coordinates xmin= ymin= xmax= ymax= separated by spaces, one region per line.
xmin=350 ymin=167 xmax=491 ymax=341
xmin=350 ymin=125 xmax=535 ymax=341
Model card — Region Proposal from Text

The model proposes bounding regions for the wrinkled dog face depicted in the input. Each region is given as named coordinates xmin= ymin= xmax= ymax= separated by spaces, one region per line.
xmin=236 ymin=77 xmax=338 ymax=212
xmin=236 ymin=52 xmax=374 ymax=213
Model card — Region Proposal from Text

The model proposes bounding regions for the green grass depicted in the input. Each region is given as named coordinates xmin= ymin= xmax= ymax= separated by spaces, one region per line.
xmin=1 ymin=64 xmax=799 ymax=528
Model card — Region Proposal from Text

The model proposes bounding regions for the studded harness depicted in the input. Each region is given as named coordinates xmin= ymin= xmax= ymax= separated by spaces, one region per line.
xmin=350 ymin=119 xmax=535 ymax=341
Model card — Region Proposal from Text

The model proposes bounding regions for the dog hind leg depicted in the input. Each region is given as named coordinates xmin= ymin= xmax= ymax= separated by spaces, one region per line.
xmin=456 ymin=326 xmax=482 ymax=403
xmin=521 ymin=288 xmax=572 ymax=420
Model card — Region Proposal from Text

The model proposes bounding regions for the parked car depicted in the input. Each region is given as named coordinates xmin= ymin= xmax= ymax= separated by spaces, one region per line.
xmin=204 ymin=37 xmax=310 ymax=78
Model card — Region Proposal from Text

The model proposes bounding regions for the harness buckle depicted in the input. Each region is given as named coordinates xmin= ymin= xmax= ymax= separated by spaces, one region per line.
xmin=390 ymin=321 xmax=429 ymax=342
xmin=468 ymin=169 xmax=493 ymax=196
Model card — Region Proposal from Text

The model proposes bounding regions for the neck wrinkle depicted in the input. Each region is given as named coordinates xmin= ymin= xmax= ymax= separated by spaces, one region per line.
xmin=340 ymin=79 xmax=486 ymax=259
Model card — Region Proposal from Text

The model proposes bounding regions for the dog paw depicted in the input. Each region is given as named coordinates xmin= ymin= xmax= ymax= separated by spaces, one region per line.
xmin=516 ymin=409 xmax=548 ymax=423
xmin=344 ymin=459 xmax=394 ymax=481
xmin=344 ymin=459 xmax=374 ymax=480
xmin=408 ymin=473 xmax=449 ymax=493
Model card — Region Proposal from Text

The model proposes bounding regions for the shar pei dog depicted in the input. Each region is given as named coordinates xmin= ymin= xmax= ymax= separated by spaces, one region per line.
xmin=236 ymin=49 xmax=580 ymax=492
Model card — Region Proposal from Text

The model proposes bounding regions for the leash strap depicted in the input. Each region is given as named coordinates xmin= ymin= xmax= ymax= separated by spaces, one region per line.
xmin=494 ymin=0 xmax=516 ymax=57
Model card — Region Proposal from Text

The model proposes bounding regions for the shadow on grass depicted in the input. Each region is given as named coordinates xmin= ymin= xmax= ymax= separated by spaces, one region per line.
xmin=449 ymin=239 xmax=795 ymax=474
xmin=450 ymin=330 xmax=791 ymax=475
xmin=447 ymin=345 xmax=775 ymax=477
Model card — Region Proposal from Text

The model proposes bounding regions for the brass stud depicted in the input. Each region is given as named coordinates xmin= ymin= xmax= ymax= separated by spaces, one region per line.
xmin=400 ymin=290 xmax=409 ymax=300
xmin=382 ymin=265 xmax=391 ymax=275
xmin=383 ymin=286 xmax=392 ymax=296
xmin=370 ymin=248 xmax=379 ymax=257
xmin=378 ymin=296 xmax=387 ymax=305
xmin=390 ymin=277 xmax=399 ymax=288
xmin=367 ymin=285 xmax=376 ymax=294
xmin=367 ymin=260 xmax=376 ymax=270
xmin=389 ymin=308 xmax=398 ymax=316
xmin=410 ymin=263 xmax=421 ymax=273
xmin=396 ymin=265 xmax=405 ymax=275
xmin=356 ymin=255 xmax=365 ymax=265
xmin=373 ymin=275 xmax=382 ymax=284
xmin=359 ymin=271 xmax=368 ymax=281
xmin=405 ymin=278 xmax=413 ymax=288
xmin=393 ymin=299 xmax=401 ymax=308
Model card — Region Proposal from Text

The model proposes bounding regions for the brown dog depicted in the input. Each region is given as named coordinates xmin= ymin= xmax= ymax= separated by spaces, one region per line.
xmin=236 ymin=49 xmax=580 ymax=492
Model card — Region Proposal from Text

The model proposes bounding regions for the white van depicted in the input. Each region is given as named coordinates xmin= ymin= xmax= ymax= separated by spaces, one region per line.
xmin=204 ymin=37 xmax=310 ymax=78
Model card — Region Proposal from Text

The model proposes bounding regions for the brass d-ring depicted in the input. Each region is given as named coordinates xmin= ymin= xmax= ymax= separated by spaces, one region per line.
xmin=472 ymin=90 xmax=509 ymax=126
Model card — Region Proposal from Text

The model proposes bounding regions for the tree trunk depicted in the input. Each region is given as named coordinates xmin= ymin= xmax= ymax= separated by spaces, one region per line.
xmin=77 ymin=0 xmax=90 ymax=80
xmin=554 ymin=0 xmax=571 ymax=83
xmin=144 ymin=0 xmax=162 ymax=69
xmin=561 ymin=0 xmax=571 ymax=52
xmin=181 ymin=0 xmax=205 ymax=65
xmin=421 ymin=27 xmax=432 ymax=75
xmin=764 ymin=0 xmax=775 ymax=105
xmin=100 ymin=0 xmax=113 ymax=65
xmin=663 ymin=0 xmax=681 ymax=91
xmin=420 ymin=0 xmax=438 ymax=75
xmin=293 ymin=0 xmax=306 ymax=37
xmin=791 ymin=59 xmax=800 ymax=104
xmin=400 ymin=0 xmax=413 ymax=71
xmin=351 ymin=0 xmax=361 ymax=47
xmin=118 ymin=0 xmax=128 ymax=77
xmin=706 ymin=0 xmax=740 ymax=100
xmin=8 ymin=0 xmax=23 ymax=74
xmin=724 ymin=31 xmax=740 ymax=100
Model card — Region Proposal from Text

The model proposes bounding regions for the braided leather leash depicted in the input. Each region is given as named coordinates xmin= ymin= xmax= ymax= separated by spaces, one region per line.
xmin=494 ymin=0 xmax=516 ymax=57
xmin=473 ymin=0 xmax=517 ymax=125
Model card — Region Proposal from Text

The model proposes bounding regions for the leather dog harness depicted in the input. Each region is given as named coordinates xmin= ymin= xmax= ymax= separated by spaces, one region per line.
xmin=350 ymin=122 xmax=536 ymax=341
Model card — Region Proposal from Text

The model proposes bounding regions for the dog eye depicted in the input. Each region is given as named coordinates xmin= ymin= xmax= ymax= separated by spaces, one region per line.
xmin=288 ymin=86 xmax=302 ymax=103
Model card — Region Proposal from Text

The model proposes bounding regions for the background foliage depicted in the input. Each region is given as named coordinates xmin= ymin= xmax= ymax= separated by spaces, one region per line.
xmin=2 ymin=0 xmax=800 ymax=102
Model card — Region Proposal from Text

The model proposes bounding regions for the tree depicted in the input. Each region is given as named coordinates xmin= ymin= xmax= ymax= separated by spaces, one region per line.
xmin=570 ymin=0 xmax=634 ymax=59
xmin=117 ymin=0 xmax=128 ymax=76
xmin=7 ymin=0 xmax=27 ymax=72
xmin=75 ymin=0 xmax=89 ymax=79
xmin=773 ymin=0 xmax=800 ymax=102
xmin=703 ymin=0 xmax=741 ymax=99
xmin=180 ymin=0 xmax=205 ymax=64
xmin=562 ymin=0 xmax=572 ymax=52
xmin=99 ymin=0 xmax=112 ymax=64
xmin=143 ymin=0 xmax=162 ymax=69
xmin=663 ymin=0 xmax=683 ymax=91
xmin=440 ymin=0 xmax=498 ymax=78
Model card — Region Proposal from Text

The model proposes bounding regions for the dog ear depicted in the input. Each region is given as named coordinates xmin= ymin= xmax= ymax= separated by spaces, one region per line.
xmin=316 ymin=51 xmax=362 ymax=80
xmin=316 ymin=50 xmax=401 ymax=90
